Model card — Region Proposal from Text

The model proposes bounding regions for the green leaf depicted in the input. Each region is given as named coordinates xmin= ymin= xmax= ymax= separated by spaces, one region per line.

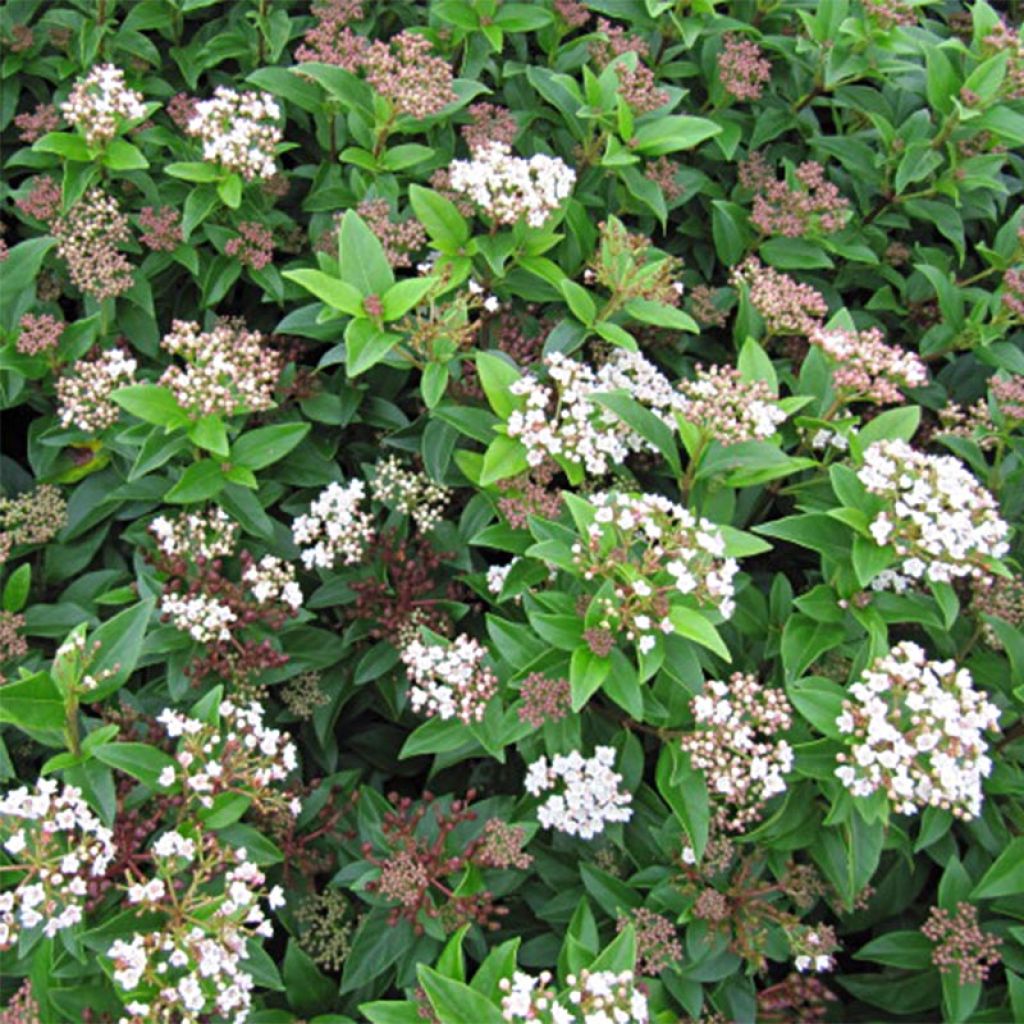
xmin=781 ymin=615 xmax=845 ymax=681
xmin=711 ymin=200 xmax=750 ymax=267
xmin=345 ymin=319 xmax=401 ymax=376
xmin=408 ymin=185 xmax=470 ymax=251
xmin=339 ymin=209 xmax=395 ymax=296
xmin=761 ymin=238 xmax=833 ymax=269
xmin=284 ymin=939 xmax=337 ymax=1018
xmin=380 ymin=144 xmax=434 ymax=171
xmin=591 ymin=391 xmax=682 ymax=478
xmin=188 ymin=415 xmax=229 ymax=458
xmin=479 ymin=434 xmax=529 ymax=486
xmin=855 ymin=406 xmax=921 ymax=449
xmin=102 ymin=139 xmax=149 ymax=171
xmin=855 ymin=932 xmax=935 ymax=970
xmin=417 ymin=966 xmax=504 ymax=1024
xmin=421 ymin=363 xmax=449 ymax=409
xmin=495 ymin=3 xmax=552 ymax=29
xmin=232 ymin=423 xmax=311 ymax=470
xmin=668 ymin=606 xmax=730 ymax=660
xmin=475 ymin=351 xmax=522 ymax=418
xmin=164 ymin=460 xmax=226 ymax=504
xmin=85 ymin=598 xmax=156 ymax=701
xmin=92 ymin=742 xmax=176 ymax=790
xmin=0 ymin=237 xmax=57 ymax=330
xmin=570 ymin=645 xmax=611 ymax=711
xmin=341 ymin=910 xmax=415 ymax=993
xmin=631 ymin=116 xmax=721 ymax=156
xmin=560 ymin=280 xmax=597 ymax=326
xmin=0 ymin=671 xmax=65 ymax=733
xmin=3 ymin=564 xmax=32 ymax=613
xmin=33 ymin=131 xmax=91 ymax=161
xmin=656 ymin=745 xmax=709 ymax=861
xmin=382 ymin=277 xmax=435 ymax=320
xmin=971 ymin=838 xmax=1024 ymax=899
xmin=111 ymin=385 xmax=190 ymax=429
xmin=282 ymin=269 xmax=364 ymax=315
xmin=787 ymin=676 xmax=846 ymax=738
xmin=737 ymin=338 xmax=778 ymax=393
xmin=165 ymin=161 xmax=222 ymax=182
xmin=218 ymin=174 xmax=243 ymax=209
xmin=623 ymin=297 xmax=698 ymax=332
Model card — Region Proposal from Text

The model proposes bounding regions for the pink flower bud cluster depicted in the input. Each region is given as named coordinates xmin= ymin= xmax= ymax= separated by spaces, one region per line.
xmin=982 ymin=22 xmax=1024 ymax=100
xmin=863 ymin=0 xmax=919 ymax=29
xmin=372 ymin=455 xmax=450 ymax=532
xmin=0 ymin=610 xmax=28 ymax=670
xmin=553 ymin=0 xmax=591 ymax=30
xmin=1003 ymin=267 xmax=1024 ymax=319
xmin=15 ymin=175 xmax=62 ymax=223
xmin=507 ymin=350 xmax=680 ymax=475
xmin=353 ymin=199 xmax=427 ymax=268
xmin=517 ymin=672 xmax=572 ymax=728
xmin=61 ymin=63 xmax=145 ymax=147
xmin=731 ymin=256 xmax=828 ymax=337
xmin=167 ymin=92 xmax=198 ymax=130
xmin=683 ymin=673 xmax=794 ymax=832
xmin=294 ymin=0 xmax=365 ymax=68
xmin=138 ymin=205 xmax=182 ymax=252
xmin=56 ymin=346 xmax=138 ymax=432
xmin=742 ymin=153 xmax=850 ymax=238
xmin=14 ymin=102 xmax=60 ymax=143
xmin=0 ymin=781 xmax=116 ymax=951
xmin=835 ymin=641 xmax=1001 ymax=819
xmin=461 ymin=102 xmax=519 ymax=155
xmin=0 ymin=485 xmax=67 ymax=564
xmin=401 ymin=633 xmax=498 ymax=723
xmin=717 ymin=33 xmax=772 ymax=102
xmin=53 ymin=188 xmax=134 ymax=300
xmin=223 ymin=219 xmax=273 ymax=269
xmin=810 ymin=325 xmax=928 ymax=403
xmin=616 ymin=907 xmax=683 ymax=976
xmin=363 ymin=31 xmax=456 ymax=120
xmin=292 ymin=479 xmax=374 ymax=569
xmin=677 ymin=364 xmax=788 ymax=445
xmin=158 ymin=319 xmax=280 ymax=418
xmin=448 ymin=142 xmax=576 ymax=229
xmin=524 ymin=746 xmax=633 ymax=839
xmin=644 ymin=155 xmax=683 ymax=202
xmin=156 ymin=699 xmax=300 ymax=816
xmin=15 ymin=312 xmax=63 ymax=356
xmin=921 ymin=902 xmax=1002 ymax=984
xmin=590 ymin=19 xmax=668 ymax=114
xmin=858 ymin=440 xmax=1010 ymax=586
xmin=500 ymin=968 xmax=649 ymax=1023
xmin=186 ymin=87 xmax=282 ymax=180
xmin=972 ymin=573 xmax=1024 ymax=650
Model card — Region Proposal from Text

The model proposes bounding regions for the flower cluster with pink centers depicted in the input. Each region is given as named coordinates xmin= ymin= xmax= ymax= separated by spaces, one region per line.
xmin=507 ymin=350 xmax=680 ymax=475
xmin=500 ymin=968 xmax=649 ymax=1024
xmin=448 ymin=142 xmax=576 ymax=229
xmin=677 ymin=364 xmax=788 ymax=445
xmin=401 ymin=633 xmax=498 ymax=723
xmin=138 ymin=206 xmax=183 ymax=252
xmin=16 ymin=312 xmax=63 ymax=357
xmin=14 ymin=101 xmax=60 ymax=142
xmin=810 ymin=325 xmax=928 ymax=404
xmin=682 ymin=673 xmax=794 ymax=832
xmin=15 ymin=175 xmax=62 ymax=223
xmin=835 ymin=642 xmax=1001 ymax=819
xmin=742 ymin=153 xmax=850 ymax=238
xmin=186 ymin=87 xmax=282 ymax=180
xmin=363 ymin=30 xmax=456 ymax=120
xmin=731 ymin=256 xmax=828 ymax=337
xmin=858 ymin=440 xmax=1010 ymax=587
xmin=921 ymin=902 xmax=1002 ymax=985
xmin=62 ymin=63 xmax=145 ymax=147
xmin=158 ymin=319 xmax=280 ymax=418
xmin=156 ymin=698 xmax=300 ymax=817
xmin=0 ymin=781 xmax=116 ymax=951
xmin=56 ymin=346 xmax=138 ymax=432
xmin=292 ymin=479 xmax=374 ymax=569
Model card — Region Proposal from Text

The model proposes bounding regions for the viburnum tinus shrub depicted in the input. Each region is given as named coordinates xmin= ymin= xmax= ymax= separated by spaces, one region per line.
xmin=1 ymin=0 xmax=1024 ymax=1021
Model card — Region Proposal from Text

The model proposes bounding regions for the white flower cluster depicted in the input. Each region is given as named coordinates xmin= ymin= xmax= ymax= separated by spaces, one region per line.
xmin=160 ymin=591 xmax=237 ymax=644
xmin=683 ymin=673 xmax=794 ymax=832
xmin=156 ymin=699 xmax=300 ymax=815
xmin=186 ymin=86 xmax=282 ymax=180
xmin=575 ymin=492 xmax=738 ymax=651
xmin=62 ymin=63 xmax=146 ymax=147
xmin=292 ymin=479 xmax=374 ymax=570
xmin=149 ymin=507 xmax=239 ymax=560
xmin=500 ymin=968 xmax=649 ymax=1024
xmin=835 ymin=641 xmax=1001 ymax=819
xmin=858 ymin=440 xmax=1010 ymax=587
xmin=524 ymin=746 xmax=633 ymax=839
xmin=508 ymin=350 xmax=681 ymax=475
xmin=109 ymin=847 xmax=285 ymax=1024
xmin=57 ymin=347 xmax=138 ymax=432
xmin=372 ymin=455 xmax=450 ymax=532
xmin=487 ymin=558 xmax=520 ymax=596
xmin=448 ymin=141 xmax=576 ymax=228
xmin=0 ymin=781 xmax=116 ymax=951
xmin=242 ymin=554 xmax=303 ymax=610
xmin=401 ymin=633 xmax=498 ymax=723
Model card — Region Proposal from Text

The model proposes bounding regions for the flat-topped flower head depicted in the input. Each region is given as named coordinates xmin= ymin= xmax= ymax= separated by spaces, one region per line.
xmin=57 ymin=346 xmax=137 ymax=432
xmin=810 ymin=326 xmax=928 ymax=404
xmin=292 ymin=479 xmax=374 ymax=570
xmin=677 ymin=364 xmax=787 ymax=445
xmin=401 ymin=633 xmax=498 ymax=724
xmin=62 ymin=63 xmax=145 ymax=146
xmin=186 ymin=87 xmax=281 ymax=180
xmin=834 ymin=641 xmax=1000 ymax=819
xmin=524 ymin=746 xmax=633 ymax=839
xmin=858 ymin=440 xmax=1010 ymax=588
